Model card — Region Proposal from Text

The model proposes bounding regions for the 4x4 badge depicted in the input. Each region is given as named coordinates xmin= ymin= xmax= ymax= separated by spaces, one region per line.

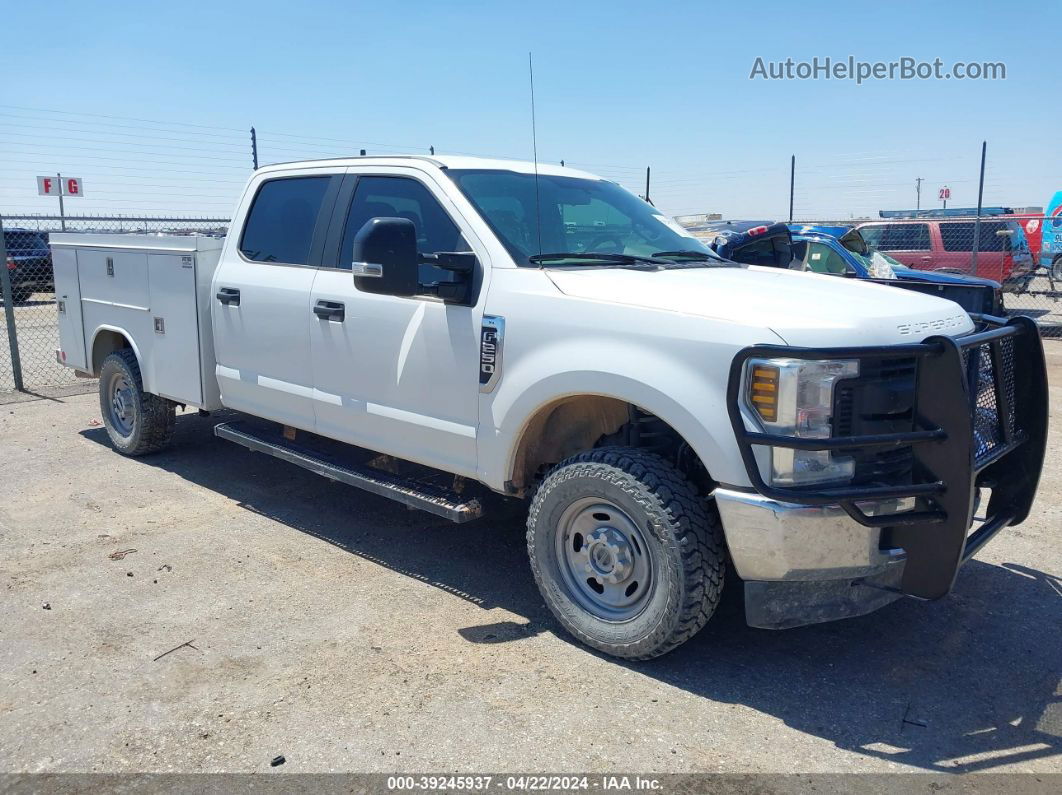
xmin=479 ymin=316 xmax=504 ymax=393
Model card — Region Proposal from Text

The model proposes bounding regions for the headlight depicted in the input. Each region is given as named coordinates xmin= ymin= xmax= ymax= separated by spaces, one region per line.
xmin=743 ymin=358 xmax=859 ymax=487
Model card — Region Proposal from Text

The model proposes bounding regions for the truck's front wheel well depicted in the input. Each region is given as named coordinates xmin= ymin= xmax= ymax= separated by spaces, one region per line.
xmin=90 ymin=330 xmax=133 ymax=376
xmin=510 ymin=397 xmax=712 ymax=495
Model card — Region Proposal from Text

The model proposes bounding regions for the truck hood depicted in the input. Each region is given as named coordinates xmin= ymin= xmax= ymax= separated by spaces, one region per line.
xmin=547 ymin=265 xmax=975 ymax=346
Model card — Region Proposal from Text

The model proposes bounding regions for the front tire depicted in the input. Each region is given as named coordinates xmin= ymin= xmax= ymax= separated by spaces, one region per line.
xmin=527 ymin=447 xmax=725 ymax=660
xmin=98 ymin=349 xmax=175 ymax=456
xmin=1052 ymin=256 xmax=1062 ymax=282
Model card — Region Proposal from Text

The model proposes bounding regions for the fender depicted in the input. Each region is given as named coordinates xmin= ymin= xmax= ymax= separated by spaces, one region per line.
xmin=89 ymin=324 xmax=148 ymax=389
xmin=477 ymin=336 xmax=755 ymax=492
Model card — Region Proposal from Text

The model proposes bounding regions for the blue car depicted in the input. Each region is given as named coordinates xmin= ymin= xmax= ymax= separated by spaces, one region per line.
xmin=3 ymin=228 xmax=53 ymax=304
xmin=789 ymin=224 xmax=1003 ymax=316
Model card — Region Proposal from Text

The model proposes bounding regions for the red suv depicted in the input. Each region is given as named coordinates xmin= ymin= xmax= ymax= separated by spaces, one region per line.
xmin=856 ymin=219 xmax=1034 ymax=291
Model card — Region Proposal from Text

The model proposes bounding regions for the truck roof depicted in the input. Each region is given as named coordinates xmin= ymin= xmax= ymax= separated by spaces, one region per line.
xmin=256 ymin=154 xmax=601 ymax=180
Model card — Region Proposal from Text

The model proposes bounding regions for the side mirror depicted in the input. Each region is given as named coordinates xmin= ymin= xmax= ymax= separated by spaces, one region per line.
xmin=351 ymin=217 xmax=419 ymax=297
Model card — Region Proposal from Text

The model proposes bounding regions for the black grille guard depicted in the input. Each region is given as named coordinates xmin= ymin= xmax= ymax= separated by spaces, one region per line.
xmin=726 ymin=314 xmax=1048 ymax=600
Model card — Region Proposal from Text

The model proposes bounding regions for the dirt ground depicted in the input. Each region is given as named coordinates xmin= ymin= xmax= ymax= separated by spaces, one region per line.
xmin=0 ymin=347 xmax=1059 ymax=775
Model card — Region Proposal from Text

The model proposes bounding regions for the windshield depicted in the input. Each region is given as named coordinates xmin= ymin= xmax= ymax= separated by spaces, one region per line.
xmin=448 ymin=169 xmax=717 ymax=266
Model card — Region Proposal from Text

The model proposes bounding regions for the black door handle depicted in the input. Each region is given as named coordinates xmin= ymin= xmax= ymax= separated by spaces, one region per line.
xmin=313 ymin=300 xmax=345 ymax=322
xmin=217 ymin=287 xmax=241 ymax=306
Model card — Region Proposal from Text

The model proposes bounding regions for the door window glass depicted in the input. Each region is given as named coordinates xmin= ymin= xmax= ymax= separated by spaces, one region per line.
xmin=239 ymin=177 xmax=331 ymax=265
xmin=805 ymin=242 xmax=851 ymax=274
xmin=730 ymin=235 xmax=793 ymax=267
xmin=878 ymin=223 xmax=930 ymax=251
xmin=340 ymin=176 xmax=468 ymax=286
xmin=940 ymin=221 xmax=1009 ymax=252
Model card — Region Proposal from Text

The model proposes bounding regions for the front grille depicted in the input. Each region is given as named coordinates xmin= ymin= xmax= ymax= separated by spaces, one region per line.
xmin=962 ymin=336 xmax=1020 ymax=464
xmin=834 ymin=357 xmax=917 ymax=485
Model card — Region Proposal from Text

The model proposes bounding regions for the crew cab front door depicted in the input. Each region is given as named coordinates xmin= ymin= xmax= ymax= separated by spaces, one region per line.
xmin=212 ymin=171 xmax=340 ymax=430
xmin=308 ymin=170 xmax=486 ymax=477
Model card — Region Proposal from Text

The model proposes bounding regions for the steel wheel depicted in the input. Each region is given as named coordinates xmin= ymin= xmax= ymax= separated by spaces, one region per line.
xmin=554 ymin=497 xmax=654 ymax=622
xmin=106 ymin=371 xmax=136 ymax=437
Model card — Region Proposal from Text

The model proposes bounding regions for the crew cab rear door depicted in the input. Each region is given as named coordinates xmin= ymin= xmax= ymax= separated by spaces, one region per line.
xmin=308 ymin=167 xmax=488 ymax=478
xmin=212 ymin=170 xmax=341 ymax=430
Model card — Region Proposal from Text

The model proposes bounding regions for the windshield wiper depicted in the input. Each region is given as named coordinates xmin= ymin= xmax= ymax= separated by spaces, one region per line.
xmin=529 ymin=252 xmax=668 ymax=267
xmin=652 ymin=249 xmax=726 ymax=263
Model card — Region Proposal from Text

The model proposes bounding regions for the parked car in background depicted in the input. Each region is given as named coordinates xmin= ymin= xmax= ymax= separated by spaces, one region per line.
xmin=854 ymin=218 xmax=1034 ymax=291
xmin=2 ymin=228 xmax=53 ymax=303
xmin=681 ymin=219 xmax=1003 ymax=315
xmin=790 ymin=224 xmax=1004 ymax=315
xmin=683 ymin=220 xmax=795 ymax=266
xmin=1040 ymin=191 xmax=1062 ymax=280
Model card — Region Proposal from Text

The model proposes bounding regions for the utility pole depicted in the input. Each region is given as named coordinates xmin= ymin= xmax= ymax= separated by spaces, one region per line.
xmin=56 ymin=172 xmax=66 ymax=231
xmin=250 ymin=127 xmax=258 ymax=170
xmin=788 ymin=155 xmax=795 ymax=222
xmin=972 ymin=141 xmax=987 ymax=271
xmin=915 ymin=177 xmax=923 ymax=210
xmin=0 ymin=216 xmax=24 ymax=391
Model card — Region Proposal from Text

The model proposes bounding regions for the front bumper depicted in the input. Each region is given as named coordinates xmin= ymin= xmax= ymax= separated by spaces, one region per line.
xmin=722 ymin=314 xmax=1048 ymax=621
xmin=715 ymin=488 xmax=910 ymax=629
xmin=715 ymin=488 xmax=906 ymax=582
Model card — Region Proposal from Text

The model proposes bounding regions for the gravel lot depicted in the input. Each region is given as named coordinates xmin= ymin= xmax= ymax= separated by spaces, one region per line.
xmin=0 ymin=347 xmax=1059 ymax=775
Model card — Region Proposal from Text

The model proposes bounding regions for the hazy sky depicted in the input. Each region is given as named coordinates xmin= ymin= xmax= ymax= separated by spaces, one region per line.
xmin=1 ymin=0 xmax=1056 ymax=220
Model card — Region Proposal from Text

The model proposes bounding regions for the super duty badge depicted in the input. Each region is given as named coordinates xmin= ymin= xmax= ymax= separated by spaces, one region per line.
xmin=480 ymin=316 xmax=504 ymax=393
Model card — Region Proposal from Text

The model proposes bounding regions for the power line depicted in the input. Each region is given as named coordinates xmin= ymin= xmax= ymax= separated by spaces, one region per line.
xmin=0 ymin=139 xmax=246 ymax=163
xmin=0 ymin=103 xmax=247 ymax=133
xmin=0 ymin=114 xmax=247 ymax=143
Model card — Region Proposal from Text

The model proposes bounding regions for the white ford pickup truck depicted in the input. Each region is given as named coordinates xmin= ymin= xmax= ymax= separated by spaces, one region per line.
xmin=51 ymin=156 xmax=1048 ymax=659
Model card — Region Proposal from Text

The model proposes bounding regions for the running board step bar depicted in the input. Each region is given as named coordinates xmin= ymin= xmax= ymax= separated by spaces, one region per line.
xmin=214 ymin=421 xmax=483 ymax=523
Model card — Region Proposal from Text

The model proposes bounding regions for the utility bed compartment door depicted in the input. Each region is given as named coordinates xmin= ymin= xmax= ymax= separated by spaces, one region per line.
xmin=78 ymin=249 xmax=151 ymax=309
xmin=52 ymin=246 xmax=87 ymax=370
xmin=147 ymin=253 xmax=203 ymax=405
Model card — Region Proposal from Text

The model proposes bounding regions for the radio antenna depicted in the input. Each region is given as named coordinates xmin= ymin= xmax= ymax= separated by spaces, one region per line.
xmin=529 ymin=51 xmax=543 ymax=255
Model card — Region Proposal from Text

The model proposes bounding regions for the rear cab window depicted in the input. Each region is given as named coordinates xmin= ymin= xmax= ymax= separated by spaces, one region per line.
xmin=239 ymin=176 xmax=332 ymax=265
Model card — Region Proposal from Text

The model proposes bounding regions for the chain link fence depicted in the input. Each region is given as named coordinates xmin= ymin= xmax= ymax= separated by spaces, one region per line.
xmin=0 ymin=215 xmax=229 ymax=395
xmin=3 ymin=209 xmax=1059 ymax=397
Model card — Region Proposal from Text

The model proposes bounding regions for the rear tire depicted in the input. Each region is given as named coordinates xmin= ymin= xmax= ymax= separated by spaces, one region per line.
xmin=527 ymin=447 xmax=725 ymax=660
xmin=1052 ymin=256 xmax=1062 ymax=282
xmin=11 ymin=287 xmax=31 ymax=304
xmin=98 ymin=349 xmax=175 ymax=456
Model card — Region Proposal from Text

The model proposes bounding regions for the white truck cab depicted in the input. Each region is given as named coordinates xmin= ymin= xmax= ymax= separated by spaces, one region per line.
xmin=51 ymin=156 xmax=1048 ymax=659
